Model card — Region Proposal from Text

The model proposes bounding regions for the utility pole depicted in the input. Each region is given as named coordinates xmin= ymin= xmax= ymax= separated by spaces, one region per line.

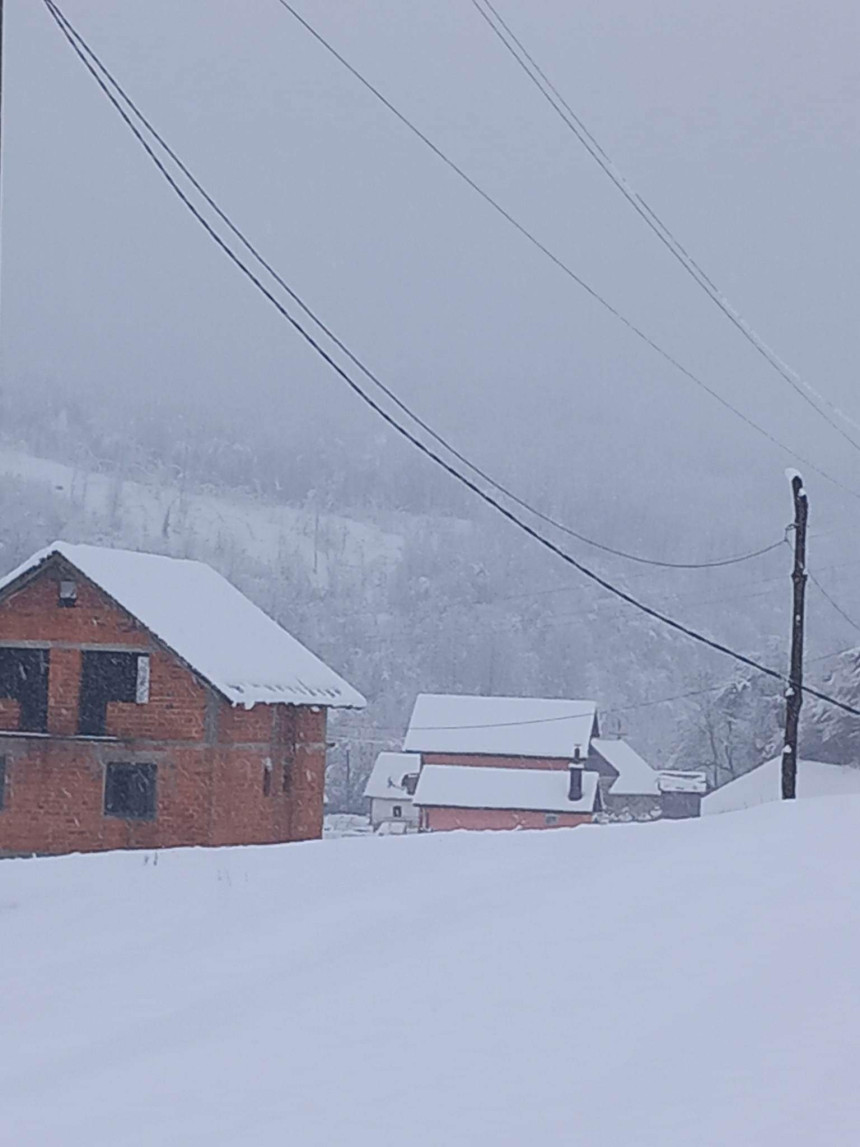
xmin=783 ymin=470 xmax=808 ymax=800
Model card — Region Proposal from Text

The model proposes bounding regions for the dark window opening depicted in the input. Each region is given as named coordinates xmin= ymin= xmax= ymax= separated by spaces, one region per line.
xmin=0 ymin=757 xmax=6 ymax=810
xmin=545 ymin=813 xmax=559 ymax=826
xmin=0 ymin=647 xmax=49 ymax=733
xmin=263 ymin=761 xmax=273 ymax=797
xmin=104 ymin=762 xmax=157 ymax=820
xmin=392 ymin=805 xmax=403 ymax=819
xmin=78 ymin=651 xmax=147 ymax=736
xmin=282 ymin=758 xmax=293 ymax=794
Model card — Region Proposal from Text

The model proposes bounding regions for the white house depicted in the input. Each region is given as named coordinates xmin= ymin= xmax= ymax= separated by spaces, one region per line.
xmin=363 ymin=751 xmax=421 ymax=830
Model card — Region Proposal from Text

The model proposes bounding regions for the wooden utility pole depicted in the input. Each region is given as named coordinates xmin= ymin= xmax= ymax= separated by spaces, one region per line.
xmin=783 ymin=471 xmax=808 ymax=799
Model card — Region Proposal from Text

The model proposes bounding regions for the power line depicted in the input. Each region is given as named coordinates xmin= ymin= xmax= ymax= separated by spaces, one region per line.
xmin=268 ymin=1 xmax=860 ymax=503
xmin=39 ymin=7 xmax=783 ymax=575
xmin=41 ymin=0 xmax=860 ymax=721
xmin=472 ymin=0 xmax=860 ymax=456
xmin=809 ymin=572 xmax=860 ymax=634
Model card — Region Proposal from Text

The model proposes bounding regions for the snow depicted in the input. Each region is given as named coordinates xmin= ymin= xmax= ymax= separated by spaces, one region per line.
xmin=703 ymin=757 xmax=860 ymax=815
xmin=403 ymin=693 xmax=596 ymax=758
xmin=363 ymin=751 xmax=422 ymax=800
xmin=412 ymin=763 xmax=599 ymax=813
xmin=592 ymin=737 xmax=660 ymax=795
xmin=3 ymin=799 xmax=860 ymax=1145
xmin=0 ymin=542 xmax=365 ymax=709
xmin=0 ymin=445 xmax=404 ymax=591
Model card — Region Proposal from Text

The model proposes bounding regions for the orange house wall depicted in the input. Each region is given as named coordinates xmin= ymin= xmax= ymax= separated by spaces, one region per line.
xmin=421 ymin=752 xmax=571 ymax=771
xmin=422 ymin=807 xmax=593 ymax=832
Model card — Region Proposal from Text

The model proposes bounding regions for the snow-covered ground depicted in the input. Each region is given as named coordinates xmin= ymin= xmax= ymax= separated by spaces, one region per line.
xmin=3 ymin=800 xmax=859 ymax=1145
xmin=0 ymin=445 xmax=403 ymax=588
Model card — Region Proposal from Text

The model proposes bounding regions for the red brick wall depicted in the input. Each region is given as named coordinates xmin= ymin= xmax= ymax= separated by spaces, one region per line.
xmin=0 ymin=559 xmax=330 ymax=855
xmin=422 ymin=806 xmax=593 ymax=832
xmin=421 ymin=752 xmax=571 ymax=771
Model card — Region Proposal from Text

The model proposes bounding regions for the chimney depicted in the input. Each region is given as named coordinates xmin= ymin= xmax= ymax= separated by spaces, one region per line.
xmin=568 ymin=762 xmax=583 ymax=802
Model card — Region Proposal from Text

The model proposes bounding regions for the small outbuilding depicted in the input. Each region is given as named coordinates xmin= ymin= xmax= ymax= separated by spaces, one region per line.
xmin=363 ymin=751 xmax=421 ymax=830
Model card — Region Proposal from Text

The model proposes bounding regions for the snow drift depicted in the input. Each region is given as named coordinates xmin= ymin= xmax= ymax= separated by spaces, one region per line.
xmin=2 ymin=799 xmax=859 ymax=1145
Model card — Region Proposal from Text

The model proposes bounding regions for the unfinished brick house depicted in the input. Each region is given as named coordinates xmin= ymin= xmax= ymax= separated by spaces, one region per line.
xmin=0 ymin=542 xmax=364 ymax=857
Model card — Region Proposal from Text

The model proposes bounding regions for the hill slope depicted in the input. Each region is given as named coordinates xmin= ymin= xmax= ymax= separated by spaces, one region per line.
xmin=2 ymin=803 xmax=859 ymax=1145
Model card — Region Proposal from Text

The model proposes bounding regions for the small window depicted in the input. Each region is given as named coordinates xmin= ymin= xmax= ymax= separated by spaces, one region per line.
xmin=262 ymin=760 xmax=273 ymax=797
xmin=392 ymin=805 xmax=403 ymax=818
xmin=545 ymin=813 xmax=559 ymax=826
xmin=0 ymin=757 xmax=6 ymax=810
xmin=282 ymin=758 xmax=293 ymax=794
xmin=58 ymin=580 xmax=78 ymax=608
xmin=78 ymin=651 xmax=147 ymax=736
xmin=0 ymin=647 xmax=49 ymax=733
xmin=104 ymin=762 xmax=157 ymax=820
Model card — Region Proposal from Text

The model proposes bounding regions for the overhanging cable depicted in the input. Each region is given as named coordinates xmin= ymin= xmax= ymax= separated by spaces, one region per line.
xmin=268 ymin=0 xmax=860 ymax=503
xmin=472 ymin=0 xmax=860 ymax=455
xmin=41 ymin=4 xmax=789 ymax=571
xmin=42 ymin=0 xmax=860 ymax=720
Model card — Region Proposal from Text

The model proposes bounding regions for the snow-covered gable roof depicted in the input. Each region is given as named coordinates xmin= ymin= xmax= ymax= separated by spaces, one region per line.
xmin=412 ymin=764 xmax=599 ymax=814
xmin=703 ymin=758 xmax=860 ymax=815
xmin=403 ymin=694 xmax=597 ymax=759
xmin=363 ymin=752 xmax=422 ymax=801
xmin=0 ymin=542 xmax=365 ymax=710
xmin=592 ymin=738 xmax=660 ymax=796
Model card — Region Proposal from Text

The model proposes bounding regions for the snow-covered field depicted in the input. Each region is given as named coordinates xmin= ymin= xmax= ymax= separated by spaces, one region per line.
xmin=3 ymin=800 xmax=859 ymax=1146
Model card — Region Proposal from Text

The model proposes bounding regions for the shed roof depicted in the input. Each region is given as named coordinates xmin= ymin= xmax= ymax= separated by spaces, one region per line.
xmin=412 ymin=763 xmax=599 ymax=814
xmin=592 ymin=738 xmax=660 ymax=796
xmin=363 ymin=752 xmax=422 ymax=801
xmin=0 ymin=542 xmax=365 ymax=710
xmin=702 ymin=757 xmax=860 ymax=815
xmin=403 ymin=694 xmax=596 ymax=759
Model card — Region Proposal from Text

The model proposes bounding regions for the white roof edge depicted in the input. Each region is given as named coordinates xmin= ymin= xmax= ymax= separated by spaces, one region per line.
xmin=0 ymin=542 xmax=366 ymax=710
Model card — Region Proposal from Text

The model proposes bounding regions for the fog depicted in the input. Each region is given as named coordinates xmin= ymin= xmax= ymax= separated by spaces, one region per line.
xmin=1 ymin=0 xmax=859 ymax=782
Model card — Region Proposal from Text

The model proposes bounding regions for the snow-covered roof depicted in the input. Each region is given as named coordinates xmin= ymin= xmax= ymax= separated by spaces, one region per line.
xmin=403 ymin=694 xmax=597 ymax=759
xmin=363 ymin=752 xmax=422 ymax=801
xmin=0 ymin=542 xmax=365 ymax=710
xmin=412 ymin=764 xmax=599 ymax=814
xmin=592 ymin=738 xmax=660 ymax=796
xmin=702 ymin=758 xmax=860 ymax=815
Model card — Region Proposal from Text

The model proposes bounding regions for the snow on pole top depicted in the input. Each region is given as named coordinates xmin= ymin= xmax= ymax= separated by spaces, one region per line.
xmin=784 ymin=468 xmax=807 ymax=497
xmin=0 ymin=542 xmax=366 ymax=709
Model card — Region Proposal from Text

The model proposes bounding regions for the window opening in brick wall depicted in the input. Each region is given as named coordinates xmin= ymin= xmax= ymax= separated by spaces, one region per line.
xmin=545 ymin=813 xmax=559 ymax=826
xmin=282 ymin=757 xmax=293 ymax=794
xmin=0 ymin=757 xmax=6 ymax=810
xmin=78 ymin=651 xmax=148 ymax=736
xmin=58 ymin=580 xmax=78 ymax=608
xmin=104 ymin=762 xmax=157 ymax=820
xmin=0 ymin=648 xmax=49 ymax=733
xmin=263 ymin=760 xmax=273 ymax=797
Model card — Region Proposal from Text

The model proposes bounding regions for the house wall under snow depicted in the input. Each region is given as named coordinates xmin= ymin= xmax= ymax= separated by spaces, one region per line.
xmin=421 ymin=806 xmax=593 ymax=832
xmin=370 ymin=795 xmax=419 ymax=828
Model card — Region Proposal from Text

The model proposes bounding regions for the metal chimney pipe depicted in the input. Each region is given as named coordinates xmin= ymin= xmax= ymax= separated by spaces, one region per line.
xmin=568 ymin=764 xmax=583 ymax=802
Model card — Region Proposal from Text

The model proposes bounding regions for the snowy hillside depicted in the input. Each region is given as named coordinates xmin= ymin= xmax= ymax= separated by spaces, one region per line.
xmin=3 ymin=802 xmax=859 ymax=1145
xmin=0 ymin=445 xmax=403 ymax=589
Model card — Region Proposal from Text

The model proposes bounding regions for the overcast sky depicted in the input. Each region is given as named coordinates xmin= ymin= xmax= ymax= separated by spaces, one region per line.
xmin=3 ymin=0 xmax=859 ymax=553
